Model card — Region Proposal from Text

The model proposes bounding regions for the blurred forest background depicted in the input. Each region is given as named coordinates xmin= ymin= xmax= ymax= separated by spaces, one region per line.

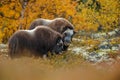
xmin=0 ymin=1 xmax=120 ymax=80
xmin=0 ymin=0 xmax=120 ymax=43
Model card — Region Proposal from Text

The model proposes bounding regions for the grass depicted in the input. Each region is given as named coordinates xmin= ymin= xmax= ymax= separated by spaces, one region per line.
xmin=0 ymin=50 xmax=120 ymax=80
xmin=0 ymin=51 xmax=85 ymax=80
xmin=0 ymin=35 xmax=120 ymax=80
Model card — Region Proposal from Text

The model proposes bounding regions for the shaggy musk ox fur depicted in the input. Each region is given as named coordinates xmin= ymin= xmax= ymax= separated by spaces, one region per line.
xmin=8 ymin=26 xmax=63 ymax=58
xmin=29 ymin=18 xmax=76 ymax=51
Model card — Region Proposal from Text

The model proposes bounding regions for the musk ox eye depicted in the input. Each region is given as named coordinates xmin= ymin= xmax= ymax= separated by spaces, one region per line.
xmin=57 ymin=39 xmax=63 ymax=45
xmin=56 ymin=37 xmax=62 ymax=43
xmin=64 ymin=33 xmax=67 ymax=36
xmin=57 ymin=40 xmax=63 ymax=48
xmin=62 ymin=26 xmax=69 ymax=33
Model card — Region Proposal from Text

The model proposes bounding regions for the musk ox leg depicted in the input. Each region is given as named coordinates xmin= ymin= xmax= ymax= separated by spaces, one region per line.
xmin=43 ymin=54 xmax=47 ymax=59
xmin=62 ymin=45 xmax=69 ymax=51
xmin=9 ymin=37 xmax=19 ymax=58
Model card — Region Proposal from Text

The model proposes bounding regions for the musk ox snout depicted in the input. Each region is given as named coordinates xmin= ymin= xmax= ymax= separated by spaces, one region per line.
xmin=52 ymin=39 xmax=64 ymax=54
xmin=63 ymin=28 xmax=75 ymax=45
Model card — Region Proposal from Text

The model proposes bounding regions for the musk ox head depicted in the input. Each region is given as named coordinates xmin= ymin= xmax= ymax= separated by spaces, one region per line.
xmin=62 ymin=27 xmax=76 ymax=51
xmin=63 ymin=28 xmax=76 ymax=45
xmin=52 ymin=38 xmax=63 ymax=54
xmin=49 ymin=18 xmax=76 ymax=51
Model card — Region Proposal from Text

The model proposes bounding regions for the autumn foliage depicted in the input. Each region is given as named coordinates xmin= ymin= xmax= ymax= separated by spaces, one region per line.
xmin=0 ymin=0 xmax=120 ymax=43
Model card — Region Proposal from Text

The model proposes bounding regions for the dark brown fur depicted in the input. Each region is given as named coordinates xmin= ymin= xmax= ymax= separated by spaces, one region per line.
xmin=29 ymin=18 xmax=75 ymax=51
xmin=8 ymin=26 xmax=63 ymax=58
xmin=29 ymin=18 xmax=74 ymax=34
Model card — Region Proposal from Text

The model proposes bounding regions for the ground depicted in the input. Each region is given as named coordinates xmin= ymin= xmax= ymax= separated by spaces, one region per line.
xmin=0 ymin=29 xmax=120 ymax=80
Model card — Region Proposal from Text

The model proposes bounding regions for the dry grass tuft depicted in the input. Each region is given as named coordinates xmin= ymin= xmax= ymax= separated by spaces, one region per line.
xmin=0 ymin=51 xmax=120 ymax=80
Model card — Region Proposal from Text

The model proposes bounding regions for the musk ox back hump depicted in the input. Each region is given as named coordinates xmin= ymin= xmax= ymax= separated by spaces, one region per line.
xmin=8 ymin=26 xmax=63 ymax=58
xmin=29 ymin=18 xmax=53 ymax=30
xmin=29 ymin=18 xmax=74 ymax=33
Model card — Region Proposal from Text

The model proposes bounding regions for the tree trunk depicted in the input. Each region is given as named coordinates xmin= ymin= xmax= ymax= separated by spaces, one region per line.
xmin=19 ymin=0 xmax=28 ymax=29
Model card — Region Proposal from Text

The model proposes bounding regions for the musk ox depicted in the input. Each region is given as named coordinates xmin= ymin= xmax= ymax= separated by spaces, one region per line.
xmin=8 ymin=26 xmax=63 ymax=58
xmin=29 ymin=18 xmax=76 ymax=51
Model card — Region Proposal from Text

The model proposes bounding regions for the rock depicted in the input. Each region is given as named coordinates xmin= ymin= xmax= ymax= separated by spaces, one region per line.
xmin=89 ymin=52 xmax=97 ymax=56
xmin=118 ymin=44 xmax=120 ymax=49
xmin=71 ymin=28 xmax=120 ymax=63
xmin=72 ymin=38 xmax=81 ymax=41
xmin=91 ymin=32 xmax=107 ymax=39
xmin=99 ymin=49 xmax=111 ymax=52
xmin=115 ymin=28 xmax=120 ymax=36
xmin=72 ymin=47 xmax=89 ymax=54
xmin=91 ymin=28 xmax=120 ymax=39
xmin=97 ymin=51 xmax=108 ymax=56
xmin=99 ymin=41 xmax=111 ymax=50
xmin=99 ymin=45 xmax=111 ymax=49
xmin=71 ymin=45 xmax=112 ymax=63
xmin=0 ymin=44 xmax=7 ymax=49
xmin=87 ymin=51 xmax=110 ymax=63
xmin=112 ymin=46 xmax=119 ymax=51
xmin=108 ymin=31 xmax=116 ymax=37
xmin=72 ymin=47 xmax=82 ymax=54
xmin=0 ymin=44 xmax=8 ymax=53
